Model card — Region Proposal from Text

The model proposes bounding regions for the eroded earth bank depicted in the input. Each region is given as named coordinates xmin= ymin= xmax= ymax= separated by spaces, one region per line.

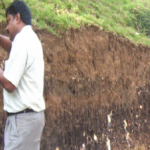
xmin=0 ymin=23 xmax=150 ymax=149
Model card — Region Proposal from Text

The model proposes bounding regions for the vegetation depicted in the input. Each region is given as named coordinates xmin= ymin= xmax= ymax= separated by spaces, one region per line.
xmin=1 ymin=0 xmax=150 ymax=46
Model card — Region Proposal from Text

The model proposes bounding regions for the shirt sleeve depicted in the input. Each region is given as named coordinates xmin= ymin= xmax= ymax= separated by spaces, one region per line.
xmin=4 ymin=45 xmax=28 ymax=88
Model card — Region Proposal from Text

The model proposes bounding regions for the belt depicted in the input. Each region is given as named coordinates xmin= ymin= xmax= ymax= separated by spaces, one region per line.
xmin=7 ymin=108 xmax=34 ymax=116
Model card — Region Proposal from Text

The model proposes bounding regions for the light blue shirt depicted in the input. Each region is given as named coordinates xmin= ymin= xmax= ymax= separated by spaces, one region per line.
xmin=3 ymin=25 xmax=45 ymax=113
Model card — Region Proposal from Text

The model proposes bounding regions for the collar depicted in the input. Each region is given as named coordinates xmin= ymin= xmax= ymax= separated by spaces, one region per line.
xmin=13 ymin=25 xmax=32 ymax=43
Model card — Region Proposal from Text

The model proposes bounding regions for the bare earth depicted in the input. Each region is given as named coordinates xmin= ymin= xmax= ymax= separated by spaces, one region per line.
xmin=0 ymin=22 xmax=150 ymax=150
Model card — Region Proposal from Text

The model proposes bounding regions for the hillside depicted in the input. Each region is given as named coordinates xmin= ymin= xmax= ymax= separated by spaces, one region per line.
xmin=1 ymin=0 xmax=150 ymax=46
xmin=0 ymin=0 xmax=150 ymax=150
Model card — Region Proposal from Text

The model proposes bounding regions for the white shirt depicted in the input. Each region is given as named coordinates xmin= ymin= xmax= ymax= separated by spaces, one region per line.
xmin=3 ymin=25 xmax=45 ymax=113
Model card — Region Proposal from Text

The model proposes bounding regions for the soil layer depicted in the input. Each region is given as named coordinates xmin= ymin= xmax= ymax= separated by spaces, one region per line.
xmin=0 ymin=23 xmax=150 ymax=149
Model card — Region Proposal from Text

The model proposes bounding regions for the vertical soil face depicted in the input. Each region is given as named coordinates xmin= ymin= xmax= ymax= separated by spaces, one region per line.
xmin=0 ymin=23 xmax=150 ymax=149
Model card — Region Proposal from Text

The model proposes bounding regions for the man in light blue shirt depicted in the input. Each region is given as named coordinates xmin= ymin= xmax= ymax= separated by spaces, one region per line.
xmin=0 ymin=1 xmax=45 ymax=149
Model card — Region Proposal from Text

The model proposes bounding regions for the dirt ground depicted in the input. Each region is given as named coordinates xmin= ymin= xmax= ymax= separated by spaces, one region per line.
xmin=0 ymin=22 xmax=150 ymax=149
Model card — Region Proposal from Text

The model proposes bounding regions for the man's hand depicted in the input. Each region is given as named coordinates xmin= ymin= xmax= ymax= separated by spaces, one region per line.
xmin=0 ymin=68 xmax=3 ymax=76
xmin=0 ymin=34 xmax=12 ymax=52
xmin=0 ymin=68 xmax=16 ymax=92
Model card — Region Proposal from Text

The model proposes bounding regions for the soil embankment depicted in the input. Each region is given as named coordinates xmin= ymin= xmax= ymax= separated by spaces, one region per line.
xmin=0 ymin=22 xmax=150 ymax=149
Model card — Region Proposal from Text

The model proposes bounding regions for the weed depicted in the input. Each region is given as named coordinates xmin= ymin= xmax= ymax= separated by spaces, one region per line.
xmin=0 ymin=0 xmax=150 ymax=46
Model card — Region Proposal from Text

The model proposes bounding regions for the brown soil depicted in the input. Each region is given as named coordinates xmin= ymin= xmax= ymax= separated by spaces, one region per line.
xmin=0 ymin=22 xmax=150 ymax=149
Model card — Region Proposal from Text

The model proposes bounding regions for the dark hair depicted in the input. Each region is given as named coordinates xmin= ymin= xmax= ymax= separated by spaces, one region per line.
xmin=6 ymin=0 xmax=32 ymax=25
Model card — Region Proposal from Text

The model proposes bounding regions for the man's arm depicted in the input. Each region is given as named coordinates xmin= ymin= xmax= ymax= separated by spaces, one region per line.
xmin=0 ymin=34 xmax=12 ymax=52
xmin=0 ymin=68 xmax=16 ymax=93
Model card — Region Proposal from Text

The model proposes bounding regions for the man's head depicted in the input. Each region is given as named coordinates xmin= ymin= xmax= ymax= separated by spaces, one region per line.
xmin=6 ymin=0 xmax=32 ymax=41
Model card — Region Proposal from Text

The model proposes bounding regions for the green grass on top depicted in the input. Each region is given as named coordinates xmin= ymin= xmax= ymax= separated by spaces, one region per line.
xmin=1 ymin=0 xmax=150 ymax=46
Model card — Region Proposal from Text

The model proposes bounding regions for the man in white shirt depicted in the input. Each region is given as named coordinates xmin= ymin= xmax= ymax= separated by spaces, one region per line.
xmin=0 ymin=1 xmax=45 ymax=150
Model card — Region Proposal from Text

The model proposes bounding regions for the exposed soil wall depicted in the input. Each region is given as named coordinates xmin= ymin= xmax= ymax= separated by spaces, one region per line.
xmin=0 ymin=23 xmax=150 ymax=149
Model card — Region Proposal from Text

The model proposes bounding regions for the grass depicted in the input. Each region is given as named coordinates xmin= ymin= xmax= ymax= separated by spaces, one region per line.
xmin=1 ymin=0 xmax=150 ymax=46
